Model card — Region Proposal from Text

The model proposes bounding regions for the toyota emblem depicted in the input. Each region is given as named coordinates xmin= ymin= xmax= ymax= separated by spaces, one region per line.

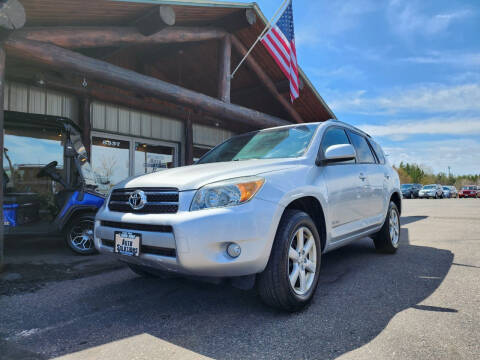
xmin=129 ymin=190 xmax=147 ymax=210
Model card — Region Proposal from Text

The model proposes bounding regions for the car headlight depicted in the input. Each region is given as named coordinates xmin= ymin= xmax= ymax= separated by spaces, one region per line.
xmin=190 ymin=176 xmax=265 ymax=211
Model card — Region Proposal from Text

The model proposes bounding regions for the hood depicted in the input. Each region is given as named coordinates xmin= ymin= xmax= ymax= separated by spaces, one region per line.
xmin=117 ymin=158 xmax=304 ymax=191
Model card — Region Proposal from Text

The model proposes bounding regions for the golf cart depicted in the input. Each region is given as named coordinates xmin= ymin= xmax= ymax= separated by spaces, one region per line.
xmin=2 ymin=111 xmax=105 ymax=255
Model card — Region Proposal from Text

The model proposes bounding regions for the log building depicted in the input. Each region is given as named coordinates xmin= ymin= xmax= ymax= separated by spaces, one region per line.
xmin=0 ymin=0 xmax=335 ymax=267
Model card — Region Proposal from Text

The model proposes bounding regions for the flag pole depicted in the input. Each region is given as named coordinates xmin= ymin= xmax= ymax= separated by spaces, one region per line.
xmin=230 ymin=0 xmax=290 ymax=79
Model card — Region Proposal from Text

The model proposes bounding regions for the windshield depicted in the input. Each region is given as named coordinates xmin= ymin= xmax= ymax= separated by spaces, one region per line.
xmin=401 ymin=184 xmax=412 ymax=189
xmin=197 ymin=124 xmax=318 ymax=164
xmin=463 ymin=186 xmax=475 ymax=190
xmin=443 ymin=187 xmax=450 ymax=190
xmin=423 ymin=185 xmax=435 ymax=189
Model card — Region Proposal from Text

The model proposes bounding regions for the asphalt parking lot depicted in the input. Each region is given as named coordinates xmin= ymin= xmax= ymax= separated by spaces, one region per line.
xmin=1 ymin=198 xmax=479 ymax=360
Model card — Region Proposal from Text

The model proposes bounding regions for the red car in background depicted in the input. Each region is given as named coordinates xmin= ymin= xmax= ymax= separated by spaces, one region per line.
xmin=458 ymin=185 xmax=480 ymax=198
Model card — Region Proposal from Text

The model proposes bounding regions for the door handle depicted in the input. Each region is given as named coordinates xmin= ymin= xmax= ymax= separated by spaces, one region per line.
xmin=359 ymin=173 xmax=366 ymax=181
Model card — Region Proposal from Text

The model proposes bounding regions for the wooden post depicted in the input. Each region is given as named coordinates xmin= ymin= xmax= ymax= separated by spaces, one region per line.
xmin=0 ymin=47 xmax=5 ymax=270
xmin=184 ymin=114 xmax=194 ymax=166
xmin=5 ymin=37 xmax=289 ymax=128
xmin=218 ymin=35 xmax=231 ymax=103
xmin=79 ymin=97 xmax=91 ymax=160
xmin=231 ymin=36 xmax=303 ymax=124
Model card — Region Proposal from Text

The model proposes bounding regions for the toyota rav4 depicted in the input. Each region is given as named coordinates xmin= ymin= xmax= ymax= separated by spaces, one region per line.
xmin=94 ymin=121 xmax=401 ymax=311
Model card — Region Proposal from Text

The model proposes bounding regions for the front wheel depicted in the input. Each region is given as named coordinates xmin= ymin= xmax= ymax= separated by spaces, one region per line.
xmin=257 ymin=210 xmax=322 ymax=312
xmin=372 ymin=202 xmax=400 ymax=254
xmin=64 ymin=214 xmax=97 ymax=255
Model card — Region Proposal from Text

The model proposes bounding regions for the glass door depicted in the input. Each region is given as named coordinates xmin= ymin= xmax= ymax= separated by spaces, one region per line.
xmin=134 ymin=141 xmax=177 ymax=176
xmin=91 ymin=136 xmax=130 ymax=192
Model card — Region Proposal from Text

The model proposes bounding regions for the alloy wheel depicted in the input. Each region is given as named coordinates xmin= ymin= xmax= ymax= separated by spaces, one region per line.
xmin=389 ymin=208 xmax=400 ymax=246
xmin=69 ymin=219 xmax=95 ymax=252
xmin=288 ymin=226 xmax=317 ymax=295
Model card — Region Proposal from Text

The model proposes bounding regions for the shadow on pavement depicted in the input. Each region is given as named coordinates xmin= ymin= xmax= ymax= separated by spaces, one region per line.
xmin=401 ymin=215 xmax=428 ymax=225
xmin=1 ymin=227 xmax=454 ymax=360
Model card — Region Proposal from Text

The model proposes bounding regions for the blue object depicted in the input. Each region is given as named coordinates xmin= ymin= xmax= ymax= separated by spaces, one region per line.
xmin=59 ymin=191 xmax=104 ymax=218
xmin=3 ymin=203 xmax=19 ymax=227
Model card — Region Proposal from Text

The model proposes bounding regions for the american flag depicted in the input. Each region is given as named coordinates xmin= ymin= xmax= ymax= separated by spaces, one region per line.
xmin=261 ymin=1 xmax=299 ymax=102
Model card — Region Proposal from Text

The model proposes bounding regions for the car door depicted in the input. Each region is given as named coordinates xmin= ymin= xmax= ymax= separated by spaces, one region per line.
xmin=346 ymin=130 xmax=385 ymax=225
xmin=319 ymin=126 xmax=365 ymax=239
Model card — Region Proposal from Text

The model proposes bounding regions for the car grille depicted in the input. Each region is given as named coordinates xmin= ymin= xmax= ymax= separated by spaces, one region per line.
xmin=108 ymin=188 xmax=179 ymax=214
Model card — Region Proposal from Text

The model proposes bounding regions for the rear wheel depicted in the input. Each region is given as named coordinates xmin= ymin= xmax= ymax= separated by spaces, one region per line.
xmin=257 ymin=210 xmax=322 ymax=312
xmin=64 ymin=214 xmax=97 ymax=255
xmin=373 ymin=202 xmax=400 ymax=254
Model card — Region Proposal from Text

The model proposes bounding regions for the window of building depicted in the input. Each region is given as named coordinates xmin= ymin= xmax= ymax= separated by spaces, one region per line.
xmin=134 ymin=142 xmax=175 ymax=175
xmin=91 ymin=136 xmax=130 ymax=189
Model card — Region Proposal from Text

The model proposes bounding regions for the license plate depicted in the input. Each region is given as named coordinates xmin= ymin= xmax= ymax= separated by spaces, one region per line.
xmin=114 ymin=231 xmax=141 ymax=257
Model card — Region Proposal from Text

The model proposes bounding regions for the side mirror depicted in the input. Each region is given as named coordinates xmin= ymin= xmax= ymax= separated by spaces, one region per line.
xmin=320 ymin=144 xmax=356 ymax=165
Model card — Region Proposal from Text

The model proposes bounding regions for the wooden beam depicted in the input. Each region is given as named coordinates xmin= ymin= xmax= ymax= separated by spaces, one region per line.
xmin=0 ymin=0 xmax=25 ymax=31
xmin=79 ymin=97 xmax=92 ymax=160
xmin=5 ymin=38 xmax=289 ymax=128
xmin=215 ymin=8 xmax=257 ymax=33
xmin=231 ymin=36 xmax=303 ymax=124
xmin=218 ymin=35 xmax=231 ymax=103
xmin=12 ymin=26 xmax=227 ymax=49
xmin=134 ymin=5 xmax=176 ymax=36
xmin=0 ymin=46 xmax=5 ymax=270
xmin=184 ymin=114 xmax=194 ymax=166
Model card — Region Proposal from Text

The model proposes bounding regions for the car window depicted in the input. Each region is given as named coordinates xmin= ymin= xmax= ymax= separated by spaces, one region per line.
xmin=320 ymin=127 xmax=354 ymax=164
xmin=368 ymin=139 xmax=386 ymax=164
xmin=346 ymin=131 xmax=376 ymax=164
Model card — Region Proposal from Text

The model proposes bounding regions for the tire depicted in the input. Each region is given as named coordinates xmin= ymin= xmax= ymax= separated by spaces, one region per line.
xmin=372 ymin=202 xmax=400 ymax=254
xmin=435 ymin=193 xmax=439 ymax=199
xmin=64 ymin=213 xmax=97 ymax=255
xmin=257 ymin=210 xmax=322 ymax=312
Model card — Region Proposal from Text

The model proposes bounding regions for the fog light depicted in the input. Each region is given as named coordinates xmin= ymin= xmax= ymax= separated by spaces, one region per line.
xmin=227 ymin=243 xmax=241 ymax=258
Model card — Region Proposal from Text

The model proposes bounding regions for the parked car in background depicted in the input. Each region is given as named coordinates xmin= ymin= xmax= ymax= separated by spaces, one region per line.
xmin=418 ymin=184 xmax=444 ymax=199
xmin=401 ymin=183 xmax=422 ymax=198
xmin=95 ymin=121 xmax=402 ymax=311
xmin=442 ymin=186 xmax=458 ymax=198
xmin=458 ymin=185 xmax=479 ymax=198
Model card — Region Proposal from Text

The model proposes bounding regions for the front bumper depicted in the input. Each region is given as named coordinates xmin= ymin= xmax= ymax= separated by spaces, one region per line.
xmin=94 ymin=192 xmax=281 ymax=277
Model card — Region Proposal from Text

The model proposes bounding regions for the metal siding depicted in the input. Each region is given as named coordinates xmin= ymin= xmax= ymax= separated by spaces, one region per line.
xmin=28 ymin=87 xmax=46 ymax=114
xmin=193 ymin=124 xmax=233 ymax=146
xmin=4 ymin=81 xmax=8 ymax=110
xmin=140 ymin=113 xmax=152 ymax=138
xmin=6 ymin=81 xmax=78 ymax=122
xmin=46 ymin=89 xmax=63 ymax=117
xmin=9 ymin=83 xmax=29 ymax=112
xmin=105 ymin=104 xmax=118 ymax=132
xmin=92 ymin=102 xmax=106 ymax=130
xmin=91 ymin=101 xmax=183 ymax=143
xmin=130 ymin=111 xmax=141 ymax=136
xmin=118 ymin=108 xmax=130 ymax=134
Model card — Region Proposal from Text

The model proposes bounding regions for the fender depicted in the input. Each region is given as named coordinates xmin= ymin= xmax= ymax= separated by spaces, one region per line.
xmin=55 ymin=191 xmax=104 ymax=230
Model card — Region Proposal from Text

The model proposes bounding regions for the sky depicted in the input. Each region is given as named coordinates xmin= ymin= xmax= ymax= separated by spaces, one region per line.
xmin=236 ymin=0 xmax=480 ymax=175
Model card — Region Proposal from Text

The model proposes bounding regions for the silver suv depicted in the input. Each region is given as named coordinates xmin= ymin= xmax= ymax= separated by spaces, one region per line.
xmin=94 ymin=121 xmax=401 ymax=311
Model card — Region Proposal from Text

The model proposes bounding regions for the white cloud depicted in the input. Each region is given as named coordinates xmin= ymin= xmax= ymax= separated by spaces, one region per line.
xmin=357 ymin=117 xmax=480 ymax=139
xmin=328 ymin=83 xmax=480 ymax=114
xmin=383 ymin=138 xmax=480 ymax=175
xmin=400 ymin=51 xmax=480 ymax=67
xmin=387 ymin=1 xmax=472 ymax=37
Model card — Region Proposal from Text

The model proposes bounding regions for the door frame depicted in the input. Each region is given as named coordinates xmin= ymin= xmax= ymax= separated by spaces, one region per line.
xmin=91 ymin=131 xmax=180 ymax=178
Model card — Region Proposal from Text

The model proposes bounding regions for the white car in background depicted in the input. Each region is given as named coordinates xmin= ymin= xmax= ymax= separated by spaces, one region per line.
xmin=95 ymin=121 xmax=402 ymax=311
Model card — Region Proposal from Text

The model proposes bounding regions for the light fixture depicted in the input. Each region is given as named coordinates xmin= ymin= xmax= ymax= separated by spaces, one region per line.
xmin=82 ymin=76 xmax=88 ymax=88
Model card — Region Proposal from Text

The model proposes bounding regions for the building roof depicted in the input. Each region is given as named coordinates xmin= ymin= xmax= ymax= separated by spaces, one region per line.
xmin=17 ymin=0 xmax=336 ymax=123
